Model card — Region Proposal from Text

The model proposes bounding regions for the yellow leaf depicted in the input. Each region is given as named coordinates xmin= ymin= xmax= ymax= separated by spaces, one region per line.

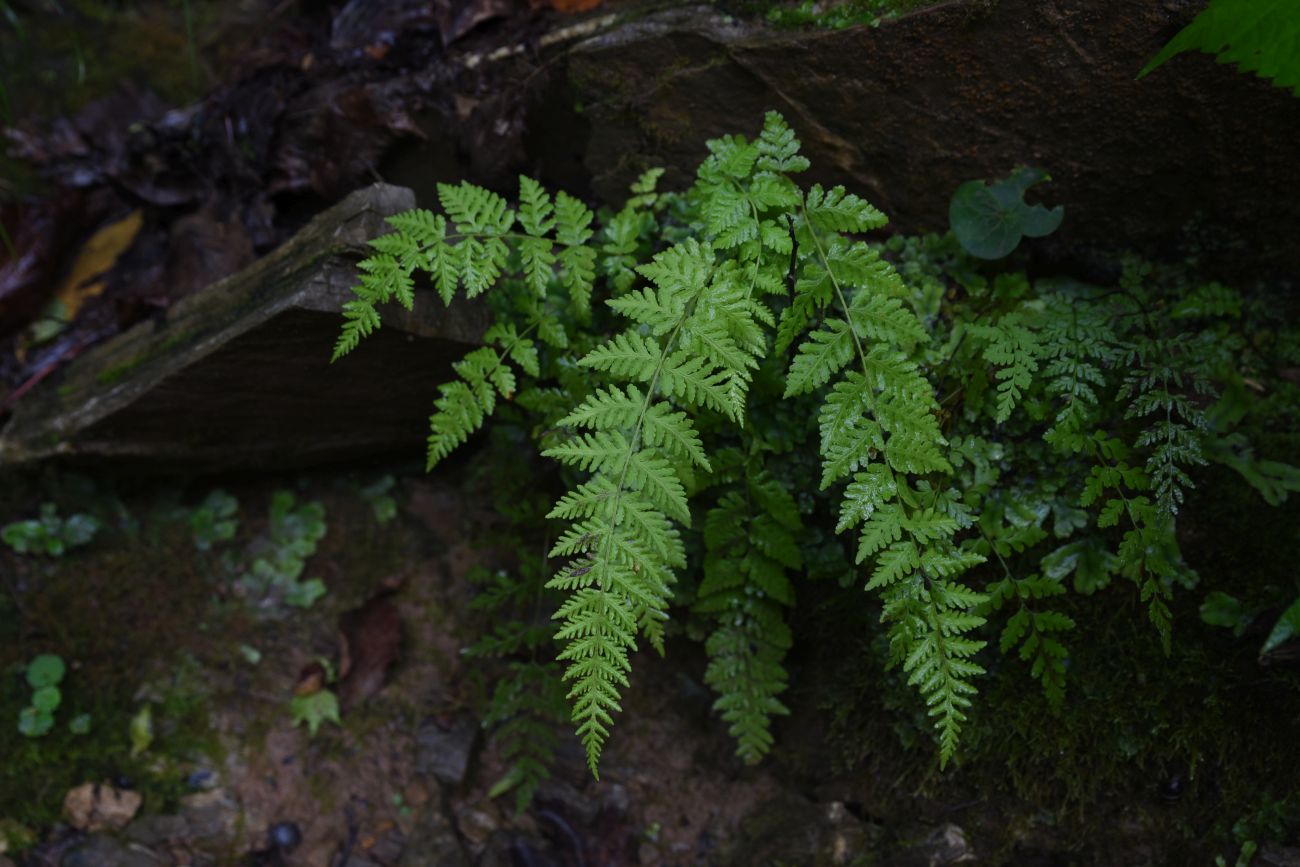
xmin=54 ymin=210 xmax=143 ymax=320
xmin=17 ymin=210 xmax=142 ymax=356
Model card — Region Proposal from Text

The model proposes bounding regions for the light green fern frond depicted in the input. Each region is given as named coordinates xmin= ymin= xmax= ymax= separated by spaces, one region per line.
xmin=787 ymin=185 xmax=986 ymax=766
xmin=544 ymin=238 xmax=763 ymax=774
xmin=1138 ymin=0 xmax=1300 ymax=96
xmin=334 ymin=175 xmax=599 ymax=469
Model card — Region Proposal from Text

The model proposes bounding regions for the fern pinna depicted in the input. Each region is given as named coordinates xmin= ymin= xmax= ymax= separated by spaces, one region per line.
xmin=332 ymin=178 xmax=596 ymax=469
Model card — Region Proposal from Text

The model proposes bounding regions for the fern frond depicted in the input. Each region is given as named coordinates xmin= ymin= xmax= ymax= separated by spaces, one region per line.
xmin=970 ymin=312 xmax=1042 ymax=423
xmin=788 ymin=187 xmax=986 ymax=764
xmin=805 ymin=184 xmax=888 ymax=234
xmin=334 ymin=298 xmax=383 ymax=361
xmin=786 ymin=319 xmax=855 ymax=397
xmin=657 ymin=352 xmax=739 ymax=420
xmin=579 ymin=332 xmax=661 ymax=378
xmin=438 ymin=181 xmax=515 ymax=234
xmin=545 ymin=238 xmax=764 ymax=774
xmin=556 ymin=191 xmax=596 ymax=318
xmin=755 ymin=110 xmax=811 ymax=174
xmin=335 ymin=178 xmax=600 ymax=469
xmin=695 ymin=473 xmax=799 ymax=763
xmin=985 ymin=573 xmax=1074 ymax=708
xmin=880 ymin=576 xmax=987 ymax=765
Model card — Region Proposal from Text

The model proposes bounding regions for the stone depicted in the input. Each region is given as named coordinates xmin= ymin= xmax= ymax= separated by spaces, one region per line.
xmin=1259 ymin=843 xmax=1300 ymax=867
xmin=477 ymin=830 xmax=565 ymax=867
xmin=123 ymin=814 xmax=187 ymax=847
xmin=724 ymin=793 xmax=878 ymax=867
xmin=0 ymin=183 xmax=488 ymax=470
xmin=453 ymin=804 xmax=499 ymax=847
xmin=415 ymin=715 xmax=479 ymax=787
xmin=63 ymin=783 xmax=142 ymax=832
xmin=60 ymin=834 xmax=166 ymax=867
xmin=600 ymin=782 xmax=630 ymax=817
xmin=396 ymin=806 xmax=471 ymax=867
xmin=534 ymin=777 xmax=600 ymax=825
xmin=177 ymin=789 xmax=241 ymax=849
xmin=894 ymin=823 xmax=977 ymax=867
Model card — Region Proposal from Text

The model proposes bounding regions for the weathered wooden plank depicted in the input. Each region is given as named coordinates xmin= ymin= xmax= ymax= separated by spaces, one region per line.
xmin=0 ymin=183 xmax=487 ymax=469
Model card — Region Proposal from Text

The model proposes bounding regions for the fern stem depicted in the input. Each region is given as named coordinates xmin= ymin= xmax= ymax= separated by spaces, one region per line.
xmin=798 ymin=204 xmax=874 ymax=391
xmin=485 ymin=321 xmax=540 ymax=387
xmin=595 ymin=316 xmax=689 ymax=589
xmin=977 ymin=526 xmax=1015 ymax=580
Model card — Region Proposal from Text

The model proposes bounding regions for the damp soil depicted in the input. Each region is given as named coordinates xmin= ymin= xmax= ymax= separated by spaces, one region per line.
xmin=1 ymin=445 xmax=1298 ymax=866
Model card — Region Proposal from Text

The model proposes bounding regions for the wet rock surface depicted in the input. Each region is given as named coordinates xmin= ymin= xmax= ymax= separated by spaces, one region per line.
xmin=891 ymin=823 xmax=976 ymax=867
xmin=1259 ymin=844 xmax=1300 ymax=867
xmin=396 ymin=805 xmax=471 ymax=867
xmin=3 ymin=0 xmax=1294 ymax=470
xmin=59 ymin=834 xmax=167 ymax=867
xmin=565 ymin=0 xmax=1300 ymax=274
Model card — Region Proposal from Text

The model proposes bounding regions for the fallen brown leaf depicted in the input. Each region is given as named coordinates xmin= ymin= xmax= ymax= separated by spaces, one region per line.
xmin=338 ymin=589 xmax=402 ymax=710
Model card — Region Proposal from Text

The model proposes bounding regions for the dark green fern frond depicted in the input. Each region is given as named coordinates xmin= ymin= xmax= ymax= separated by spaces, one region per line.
xmin=1039 ymin=293 xmax=1118 ymax=453
xmin=985 ymin=572 xmax=1074 ymax=709
xmin=1120 ymin=336 xmax=1214 ymax=517
xmin=970 ymin=310 xmax=1043 ymax=424
xmin=694 ymin=467 xmax=800 ymax=763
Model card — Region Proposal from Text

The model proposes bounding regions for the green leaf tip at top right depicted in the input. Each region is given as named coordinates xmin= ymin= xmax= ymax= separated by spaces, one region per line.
xmin=1137 ymin=0 xmax=1300 ymax=97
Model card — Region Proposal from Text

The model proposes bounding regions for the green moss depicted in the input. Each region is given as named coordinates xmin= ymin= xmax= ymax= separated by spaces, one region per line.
xmin=0 ymin=491 xmax=222 ymax=833
xmin=95 ymin=356 xmax=146 ymax=387
xmin=721 ymin=0 xmax=938 ymax=30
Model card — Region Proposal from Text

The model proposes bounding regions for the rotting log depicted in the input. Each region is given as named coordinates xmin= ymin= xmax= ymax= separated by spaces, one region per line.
xmin=0 ymin=183 xmax=487 ymax=470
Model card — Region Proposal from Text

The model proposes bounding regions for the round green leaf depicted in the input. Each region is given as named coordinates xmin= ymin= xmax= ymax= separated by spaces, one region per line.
xmin=31 ymin=685 xmax=61 ymax=713
xmin=26 ymin=654 xmax=66 ymax=688
xmin=18 ymin=707 xmax=54 ymax=737
xmin=69 ymin=713 xmax=92 ymax=735
xmin=949 ymin=168 xmax=1063 ymax=260
xmin=949 ymin=181 xmax=1022 ymax=260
